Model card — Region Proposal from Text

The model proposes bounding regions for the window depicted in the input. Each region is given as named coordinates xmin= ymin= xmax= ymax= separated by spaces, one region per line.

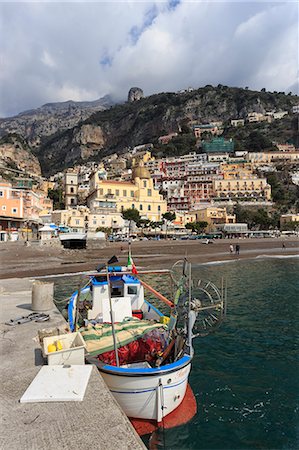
xmin=147 ymin=189 xmax=152 ymax=196
xmin=70 ymin=198 xmax=75 ymax=205
xmin=2 ymin=205 xmax=6 ymax=210
xmin=128 ymin=286 xmax=138 ymax=295
xmin=130 ymin=191 xmax=134 ymax=197
xmin=158 ymin=205 xmax=161 ymax=211
xmin=70 ymin=187 xmax=74 ymax=193
xmin=123 ymin=190 xmax=127 ymax=197
xmin=116 ymin=189 xmax=119 ymax=196
xmin=140 ymin=204 xmax=143 ymax=211
xmin=99 ymin=188 xmax=103 ymax=195
xmin=148 ymin=205 xmax=151 ymax=211
xmin=75 ymin=220 xmax=80 ymax=225
xmin=0 ymin=191 xmax=3 ymax=197
xmin=93 ymin=220 xmax=97 ymax=225
xmin=108 ymin=189 xmax=112 ymax=194
xmin=143 ymin=181 xmax=147 ymax=188
xmin=12 ymin=208 xmax=17 ymax=214
xmin=132 ymin=204 xmax=135 ymax=209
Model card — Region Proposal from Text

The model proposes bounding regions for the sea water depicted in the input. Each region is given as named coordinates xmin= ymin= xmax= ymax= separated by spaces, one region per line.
xmin=52 ymin=257 xmax=299 ymax=449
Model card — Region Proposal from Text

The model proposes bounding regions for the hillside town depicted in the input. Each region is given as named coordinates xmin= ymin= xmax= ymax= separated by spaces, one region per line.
xmin=1 ymin=105 xmax=299 ymax=243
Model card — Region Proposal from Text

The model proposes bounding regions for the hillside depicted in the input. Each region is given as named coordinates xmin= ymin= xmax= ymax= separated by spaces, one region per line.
xmin=0 ymin=95 xmax=115 ymax=148
xmin=1 ymin=86 xmax=298 ymax=176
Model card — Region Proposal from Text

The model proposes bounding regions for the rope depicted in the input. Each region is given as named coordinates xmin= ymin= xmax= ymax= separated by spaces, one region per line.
xmin=53 ymin=280 xmax=91 ymax=306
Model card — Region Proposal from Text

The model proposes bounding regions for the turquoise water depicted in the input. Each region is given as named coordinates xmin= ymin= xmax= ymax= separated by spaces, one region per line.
xmin=51 ymin=257 xmax=299 ymax=449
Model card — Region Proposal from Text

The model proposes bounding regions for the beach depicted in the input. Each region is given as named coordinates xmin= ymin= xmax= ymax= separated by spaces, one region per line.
xmin=0 ymin=237 xmax=298 ymax=279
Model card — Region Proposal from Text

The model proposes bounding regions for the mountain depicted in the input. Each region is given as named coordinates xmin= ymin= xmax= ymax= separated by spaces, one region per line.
xmin=0 ymin=86 xmax=298 ymax=176
xmin=0 ymin=95 xmax=115 ymax=149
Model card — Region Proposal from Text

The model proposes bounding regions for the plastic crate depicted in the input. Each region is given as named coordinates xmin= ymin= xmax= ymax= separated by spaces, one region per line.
xmin=43 ymin=332 xmax=85 ymax=365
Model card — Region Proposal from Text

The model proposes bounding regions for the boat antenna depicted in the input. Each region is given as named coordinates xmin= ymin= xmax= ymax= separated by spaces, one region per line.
xmin=106 ymin=257 xmax=120 ymax=367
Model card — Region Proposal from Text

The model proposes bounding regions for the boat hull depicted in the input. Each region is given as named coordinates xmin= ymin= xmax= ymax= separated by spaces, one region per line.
xmin=98 ymin=355 xmax=192 ymax=421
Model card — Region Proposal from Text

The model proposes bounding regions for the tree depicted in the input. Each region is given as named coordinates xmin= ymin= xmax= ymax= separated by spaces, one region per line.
xmin=122 ymin=208 xmax=141 ymax=225
xmin=48 ymin=188 xmax=65 ymax=210
xmin=162 ymin=212 xmax=176 ymax=222
xmin=185 ymin=221 xmax=208 ymax=234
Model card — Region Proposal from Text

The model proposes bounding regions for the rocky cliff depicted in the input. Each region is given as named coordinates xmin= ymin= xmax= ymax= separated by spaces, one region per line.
xmin=0 ymin=135 xmax=41 ymax=176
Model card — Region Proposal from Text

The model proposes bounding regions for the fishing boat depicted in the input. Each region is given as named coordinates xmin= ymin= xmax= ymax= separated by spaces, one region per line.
xmin=67 ymin=251 xmax=226 ymax=427
xmin=59 ymin=231 xmax=87 ymax=249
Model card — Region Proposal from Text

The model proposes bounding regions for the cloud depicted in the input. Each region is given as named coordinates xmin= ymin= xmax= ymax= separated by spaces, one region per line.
xmin=0 ymin=0 xmax=297 ymax=117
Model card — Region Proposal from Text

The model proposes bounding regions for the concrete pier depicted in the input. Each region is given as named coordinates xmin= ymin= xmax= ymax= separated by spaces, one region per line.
xmin=0 ymin=278 xmax=146 ymax=450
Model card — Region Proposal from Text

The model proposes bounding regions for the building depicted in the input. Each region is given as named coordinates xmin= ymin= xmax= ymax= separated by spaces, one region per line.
xmin=64 ymin=169 xmax=78 ymax=208
xmin=0 ymin=180 xmax=53 ymax=233
xmin=230 ymin=119 xmax=245 ymax=127
xmin=212 ymin=177 xmax=271 ymax=201
xmin=52 ymin=207 xmax=126 ymax=233
xmin=280 ymin=214 xmax=299 ymax=227
xmin=247 ymin=151 xmax=299 ymax=165
xmin=158 ymin=133 xmax=178 ymax=144
xmin=194 ymin=206 xmax=236 ymax=231
xmin=87 ymin=162 xmax=167 ymax=222
xmin=202 ymin=137 xmax=234 ymax=154
xmin=193 ymin=124 xmax=220 ymax=139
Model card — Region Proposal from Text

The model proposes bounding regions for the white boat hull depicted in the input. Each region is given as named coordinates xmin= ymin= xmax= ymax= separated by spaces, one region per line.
xmin=99 ymin=356 xmax=192 ymax=421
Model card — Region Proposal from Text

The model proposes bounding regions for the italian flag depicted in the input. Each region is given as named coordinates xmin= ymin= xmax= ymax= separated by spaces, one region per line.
xmin=127 ymin=251 xmax=138 ymax=274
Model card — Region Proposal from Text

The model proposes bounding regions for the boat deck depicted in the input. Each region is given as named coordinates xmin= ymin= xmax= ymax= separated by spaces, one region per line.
xmin=0 ymin=277 xmax=145 ymax=450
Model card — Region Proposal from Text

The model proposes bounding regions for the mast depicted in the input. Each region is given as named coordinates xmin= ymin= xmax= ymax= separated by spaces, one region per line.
xmin=106 ymin=265 xmax=120 ymax=367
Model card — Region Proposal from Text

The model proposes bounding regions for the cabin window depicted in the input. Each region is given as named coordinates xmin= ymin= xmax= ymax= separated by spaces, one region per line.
xmin=128 ymin=286 xmax=138 ymax=295
xmin=111 ymin=287 xmax=122 ymax=297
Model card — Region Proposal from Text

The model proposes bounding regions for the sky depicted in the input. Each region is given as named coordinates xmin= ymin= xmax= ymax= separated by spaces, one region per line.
xmin=0 ymin=0 xmax=298 ymax=117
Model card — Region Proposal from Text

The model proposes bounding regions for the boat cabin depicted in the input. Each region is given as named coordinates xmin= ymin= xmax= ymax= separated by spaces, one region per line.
xmin=87 ymin=273 xmax=144 ymax=322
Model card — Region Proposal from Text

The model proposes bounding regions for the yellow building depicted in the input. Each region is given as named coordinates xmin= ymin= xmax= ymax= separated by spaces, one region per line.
xmin=132 ymin=150 xmax=155 ymax=168
xmin=52 ymin=207 xmax=88 ymax=232
xmin=88 ymin=162 xmax=167 ymax=221
xmin=280 ymin=214 xmax=299 ymax=227
xmin=247 ymin=152 xmax=299 ymax=165
xmin=52 ymin=207 xmax=125 ymax=232
xmin=220 ymin=162 xmax=253 ymax=179
xmin=173 ymin=211 xmax=196 ymax=228
xmin=194 ymin=207 xmax=236 ymax=231
xmin=213 ymin=177 xmax=271 ymax=200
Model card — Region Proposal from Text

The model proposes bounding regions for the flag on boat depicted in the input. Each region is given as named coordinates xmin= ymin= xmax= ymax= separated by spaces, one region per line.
xmin=127 ymin=249 xmax=138 ymax=274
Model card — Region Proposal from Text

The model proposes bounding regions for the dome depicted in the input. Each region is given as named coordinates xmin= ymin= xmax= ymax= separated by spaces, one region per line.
xmin=132 ymin=162 xmax=151 ymax=180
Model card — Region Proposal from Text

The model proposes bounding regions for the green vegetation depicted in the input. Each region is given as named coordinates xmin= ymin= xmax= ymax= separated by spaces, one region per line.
xmin=162 ymin=212 xmax=176 ymax=222
xmin=122 ymin=208 xmax=141 ymax=226
xmin=185 ymin=221 xmax=208 ymax=233
xmin=234 ymin=204 xmax=279 ymax=229
xmin=267 ymin=168 xmax=299 ymax=212
xmin=48 ymin=188 xmax=65 ymax=210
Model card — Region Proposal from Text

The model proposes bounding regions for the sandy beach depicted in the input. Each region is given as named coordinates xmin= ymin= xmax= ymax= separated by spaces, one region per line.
xmin=0 ymin=237 xmax=298 ymax=279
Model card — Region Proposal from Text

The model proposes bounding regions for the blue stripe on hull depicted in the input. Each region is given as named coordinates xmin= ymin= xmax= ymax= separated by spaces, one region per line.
xmin=109 ymin=375 xmax=189 ymax=395
xmin=100 ymin=355 xmax=192 ymax=376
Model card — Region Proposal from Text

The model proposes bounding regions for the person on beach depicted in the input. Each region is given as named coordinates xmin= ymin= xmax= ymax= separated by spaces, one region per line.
xmin=282 ymin=243 xmax=286 ymax=250
xmin=235 ymin=244 xmax=240 ymax=255
xmin=230 ymin=244 xmax=234 ymax=254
